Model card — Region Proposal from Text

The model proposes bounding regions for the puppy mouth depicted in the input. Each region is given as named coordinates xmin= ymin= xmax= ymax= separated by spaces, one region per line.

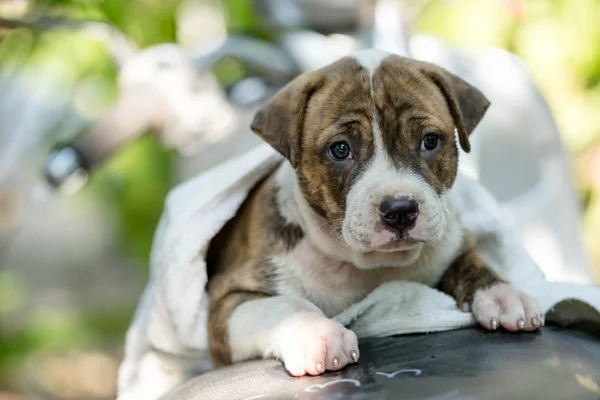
xmin=368 ymin=228 xmax=424 ymax=252
xmin=372 ymin=238 xmax=423 ymax=252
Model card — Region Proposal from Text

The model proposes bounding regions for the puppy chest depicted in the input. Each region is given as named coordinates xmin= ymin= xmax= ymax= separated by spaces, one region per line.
xmin=267 ymin=237 xmax=458 ymax=317
xmin=270 ymin=241 xmax=376 ymax=317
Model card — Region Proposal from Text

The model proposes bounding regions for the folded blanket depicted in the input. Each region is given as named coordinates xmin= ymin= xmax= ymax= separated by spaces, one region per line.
xmin=117 ymin=144 xmax=600 ymax=400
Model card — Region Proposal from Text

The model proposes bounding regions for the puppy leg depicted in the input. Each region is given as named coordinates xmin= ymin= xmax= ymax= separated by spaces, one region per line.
xmin=209 ymin=294 xmax=359 ymax=376
xmin=440 ymin=249 xmax=543 ymax=332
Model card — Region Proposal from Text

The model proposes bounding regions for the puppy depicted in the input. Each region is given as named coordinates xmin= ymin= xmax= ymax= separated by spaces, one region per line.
xmin=205 ymin=50 xmax=542 ymax=377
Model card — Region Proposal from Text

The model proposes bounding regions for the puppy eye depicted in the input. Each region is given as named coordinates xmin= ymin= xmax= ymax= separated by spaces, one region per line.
xmin=421 ymin=133 xmax=439 ymax=151
xmin=329 ymin=141 xmax=352 ymax=160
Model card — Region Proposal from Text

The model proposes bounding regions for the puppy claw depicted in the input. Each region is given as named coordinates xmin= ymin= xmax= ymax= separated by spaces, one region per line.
xmin=517 ymin=319 xmax=525 ymax=330
xmin=490 ymin=318 xmax=498 ymax=330
xmin=316 ymin=362 xmax=324 ymax=373
xmin=333 ymin=358 xmax=339 ymax=368
xmin=531 ymin=317 xmax=538 ymax=327
xmin=351 ymin=350 xmax=358 ymax=362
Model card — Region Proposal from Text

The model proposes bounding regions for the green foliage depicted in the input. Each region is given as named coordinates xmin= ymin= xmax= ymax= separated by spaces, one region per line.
xmin=0 ymin=305 xmax=135 ymax=388
xmin=86 ymin=136 xmax=175 ymax=267
xmin=417 ymin=0 xmax=517 ymax=49
xmin=29 ymin=0 xmax=181 ymax=46
xmin=221 ymin=0 xmax=271 ymax=38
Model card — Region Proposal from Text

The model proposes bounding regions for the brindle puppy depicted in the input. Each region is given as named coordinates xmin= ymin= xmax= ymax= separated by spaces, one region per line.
xmin=206 ymin=50 xmax=542 ymax=377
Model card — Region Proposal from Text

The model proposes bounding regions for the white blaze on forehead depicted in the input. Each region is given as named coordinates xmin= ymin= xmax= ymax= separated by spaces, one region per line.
xmin=352 ymin=49 xmax=392 ymax=75
xmin=352 ymin=49 xmax=391 ymax=158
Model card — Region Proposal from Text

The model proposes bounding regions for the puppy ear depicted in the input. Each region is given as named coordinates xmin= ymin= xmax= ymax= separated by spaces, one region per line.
xmin=251 ymin=72 xmax=323 ymax=168
xmin=422 ymin=66 xmax=490 ymax=153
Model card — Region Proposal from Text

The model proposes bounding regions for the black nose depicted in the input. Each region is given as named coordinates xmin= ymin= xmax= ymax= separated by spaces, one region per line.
xmin=379 ymin=196 xmax=419 ymax=231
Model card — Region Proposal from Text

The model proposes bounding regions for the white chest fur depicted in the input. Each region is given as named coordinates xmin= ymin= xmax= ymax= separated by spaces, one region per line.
xmin=270 ymin=227 xmax=462 ymax=317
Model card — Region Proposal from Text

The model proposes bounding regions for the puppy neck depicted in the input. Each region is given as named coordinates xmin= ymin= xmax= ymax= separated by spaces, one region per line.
xmin=274 ymin=161 xmax=345 ymax=257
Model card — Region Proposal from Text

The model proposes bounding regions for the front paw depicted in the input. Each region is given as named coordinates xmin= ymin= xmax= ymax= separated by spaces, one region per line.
xmin=276 ymin=315 xmax=359 ymax=377
xmin=470 ymin=283 xmax=543 ymax=332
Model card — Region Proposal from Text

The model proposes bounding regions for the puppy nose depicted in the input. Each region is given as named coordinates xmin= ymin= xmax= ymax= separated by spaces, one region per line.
xmin=379 ymin=196 xmax=419 ymax=231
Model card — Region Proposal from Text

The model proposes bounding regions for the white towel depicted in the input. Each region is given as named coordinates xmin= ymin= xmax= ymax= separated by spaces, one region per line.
xmin=117 ymin=144 xmax=600 ymax=400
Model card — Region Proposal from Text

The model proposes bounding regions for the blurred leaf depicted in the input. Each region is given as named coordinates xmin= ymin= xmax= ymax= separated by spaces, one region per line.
xmin=99 ymin=0 xmax=180 ymax=46
xmin=0 ymin=28 xmax=36 ymax=64
xmin=221 ymin=0 xmax=271 ymax=39
xmin=213 ymin=56 xmax=246 ymax=86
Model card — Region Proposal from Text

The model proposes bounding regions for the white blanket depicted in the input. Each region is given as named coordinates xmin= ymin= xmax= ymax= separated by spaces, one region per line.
xmin=117 ymin=144 xmax=600 ymax=400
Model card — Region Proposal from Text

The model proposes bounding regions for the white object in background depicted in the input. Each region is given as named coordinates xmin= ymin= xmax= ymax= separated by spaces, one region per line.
xmin=119 ymin=44 xmax=238 ymax=155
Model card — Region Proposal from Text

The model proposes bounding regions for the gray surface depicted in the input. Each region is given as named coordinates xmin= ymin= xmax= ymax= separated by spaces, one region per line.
xmin=165 ymin=326 xmax=600 ymax=400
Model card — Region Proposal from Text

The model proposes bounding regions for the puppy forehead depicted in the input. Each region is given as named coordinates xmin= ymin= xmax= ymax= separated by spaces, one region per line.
xmin=307 ymin=51 xmax=398 ymax=121
xmin=306 ymin=58 xmax=373 ymax=124
xmin=329 ymin=51 xmax=440 ymax=108
xmin=307 ymin=52 xmax=449 ymax=139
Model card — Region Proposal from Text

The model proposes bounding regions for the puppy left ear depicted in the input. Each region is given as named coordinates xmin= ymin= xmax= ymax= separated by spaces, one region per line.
xmin=251 ymin=72 xmax=324 ymax=168
xmin=422 ymin=66 xmax=490 ymax=153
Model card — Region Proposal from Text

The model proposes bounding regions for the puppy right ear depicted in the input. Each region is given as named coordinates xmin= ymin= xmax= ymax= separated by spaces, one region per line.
xmin=418 ymin=64 xmax=490 ymax=153
xmin=251 ymin=72 xmax=323 ymax=168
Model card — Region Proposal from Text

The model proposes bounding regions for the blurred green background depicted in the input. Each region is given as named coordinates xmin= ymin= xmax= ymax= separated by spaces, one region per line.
xmin=1 ymin=0 xmax=599 ymax=398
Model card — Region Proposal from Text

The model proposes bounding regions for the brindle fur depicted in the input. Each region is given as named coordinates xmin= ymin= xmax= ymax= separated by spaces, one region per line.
xmin=438 ymin=232 xmax=505 ymax=307
xmin=206 ymin=170 xmax=310 ymax=365
xmin=439 ymin=249 xmax=505 ymax=307
xmin=206 ymin=174 xmax=280 ymax=366
xmin=207 ymin=54 xmax=502 ymax=366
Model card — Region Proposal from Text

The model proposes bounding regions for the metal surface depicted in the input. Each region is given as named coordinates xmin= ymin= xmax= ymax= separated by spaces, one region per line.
xmin=164 ymin=326 xmax=600 ymax=400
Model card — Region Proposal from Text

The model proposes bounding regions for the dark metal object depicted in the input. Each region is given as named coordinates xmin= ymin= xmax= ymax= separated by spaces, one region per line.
xmin=164 ymin=326 xmax=600 ymax=400
xmin=44 ymin=145 xmax=88 ymax=189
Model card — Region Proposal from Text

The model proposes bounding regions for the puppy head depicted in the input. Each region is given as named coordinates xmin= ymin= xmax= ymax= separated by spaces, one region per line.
xmin=251 ymin=50 xmax=489 ymax=267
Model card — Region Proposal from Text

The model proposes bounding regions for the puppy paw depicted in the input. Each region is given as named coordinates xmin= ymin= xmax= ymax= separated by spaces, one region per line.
xmin=276 ymin=315 xmax=359 ymax=377
xmin=471 ymin=283 xmax=543 ymax=332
